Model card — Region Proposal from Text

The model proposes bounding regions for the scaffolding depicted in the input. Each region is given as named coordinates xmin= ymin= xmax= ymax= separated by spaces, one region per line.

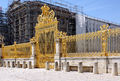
xmin=0 ymin=7 xmax=9 ymax=45
xmin=8 ymin=0 xmax=80 ymax=13
xmin=7 ymin=0 xmax=76 ymax=44
xmin=8 ymin=0 xmax=120 ymax=25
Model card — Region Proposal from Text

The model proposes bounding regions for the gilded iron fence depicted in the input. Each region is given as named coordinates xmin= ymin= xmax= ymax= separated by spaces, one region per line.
xmin=107 ymin=28 xmax=120 ymax=56
xmin=2 ymin=42 xmax=32 ymax=59
xmin=60 ymin=25 xmax=120 ymax=57
xmin=61 ymin=31 xmax=103 ymax=57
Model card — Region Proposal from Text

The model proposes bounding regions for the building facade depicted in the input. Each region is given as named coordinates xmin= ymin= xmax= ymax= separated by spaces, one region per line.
xmin=76 ymin=14 xmax=120 ymax=34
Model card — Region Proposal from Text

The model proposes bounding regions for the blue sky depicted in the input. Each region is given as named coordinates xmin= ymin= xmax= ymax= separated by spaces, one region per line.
xmin=0 ymin=0 xmax=120 ymax=24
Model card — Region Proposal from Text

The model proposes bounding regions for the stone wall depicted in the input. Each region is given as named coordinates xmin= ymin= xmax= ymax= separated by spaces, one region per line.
xmin=2 ymin=57 xmax=35 ymax=69
xmin=55 ymin=56 xmax=120 ymax=74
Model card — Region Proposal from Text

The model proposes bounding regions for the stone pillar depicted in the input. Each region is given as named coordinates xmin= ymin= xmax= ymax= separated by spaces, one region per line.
xmin=61 ymin=62 xmax=64 ymax=70
xmin=23 ymin=61 xmax=26 ymax=69
xmin=12 ymin=62 xmax=15 ymax=68
xmin=3 ymin=61 xmax=6 ymax=67
xmin=105 ymin=57 xmax=109 ymax=73
xmin=78 ymin=62 xmax=83 ymax=73
xmin=30 ymin=39 xmax=36 ymax=68
xmin=65 ymin=62 xmax=70 ymax=72
xmin=31 ymin=43 xmax=35 ymax=57
xmin=93 ymin=62 xmax=99 ymax=74
xmin=54 ymin=39 xmax=61 ymax=70
xmin=45 ymin=61 xmax=49 ymax=70
xmin=6 ymin=61 xmax=8 ymax=68
xmin=17 ymin=62 xmax=20 ymax=68
xmin=112 ymin=63 xmax=118 ymax=76
xmin=8 ymin=62 xmax=10 ymax=68
xmin=32 ymin=43 xmax=35 ymax=68
xmin=54 ymin=62 xmax=58 ymax=71
xmin=28 ymin=62 xmax=32 ymax=69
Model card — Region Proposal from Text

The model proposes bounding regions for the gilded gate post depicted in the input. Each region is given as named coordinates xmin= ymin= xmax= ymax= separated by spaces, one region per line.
xmin=100 ymin=24 xmax=110 ymax=73
xmin=100 ymin=24 xmax=109 ymax=56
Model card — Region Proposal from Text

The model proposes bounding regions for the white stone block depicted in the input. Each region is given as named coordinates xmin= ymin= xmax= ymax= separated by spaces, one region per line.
xmin=112 ymin=63 xmax=118 ymax=76
xmin=78 ymin=62 xmax=83 ymax=73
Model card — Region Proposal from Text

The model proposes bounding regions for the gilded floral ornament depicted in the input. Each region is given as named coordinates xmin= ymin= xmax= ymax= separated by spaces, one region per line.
xmin=36 ymin=4 xmax=57 ymax=29
xmin=30 ymin=37 xmax=36 ymax=44
xmin=100 ymin=24 xmax=109 ymax=31
xmin=55 ymin=29 xmax=67 ymax=39
xmin=41 ymin=4 xmax=50 ymax=16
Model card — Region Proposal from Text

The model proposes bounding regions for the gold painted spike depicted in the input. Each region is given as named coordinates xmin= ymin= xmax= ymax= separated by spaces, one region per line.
xmin=100 ymin=24 xmax=109 ymax=31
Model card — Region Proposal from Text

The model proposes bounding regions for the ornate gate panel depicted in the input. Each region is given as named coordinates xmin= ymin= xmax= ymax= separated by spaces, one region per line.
xmin=36 ymin=31 xmax=55 ymax=68
xmin=32 ymin=4 xmax=58 ymax=68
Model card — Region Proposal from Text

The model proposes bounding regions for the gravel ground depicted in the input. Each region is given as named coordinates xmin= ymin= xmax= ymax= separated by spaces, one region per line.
xmin=0 ymin=67 xmax=120 ymax=81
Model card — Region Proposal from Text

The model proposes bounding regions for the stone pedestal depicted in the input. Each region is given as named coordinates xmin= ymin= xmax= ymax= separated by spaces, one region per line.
xmin=61 ymin=63 xmax=64 ymax=70
xmin=54 ymin=62 xmax=58 ymax=71
xmin=112 ymin=63 xmax=118 ymax=76
xmin=8 ymin=62 xmax=10 ymax=68
xmin=78 ymin=62 xmax=83 ymax=73
xmin=93 ymin=62 xmax=99 ymax=74
xmin=23 ymin=62 xmax=26 ymax=69
xmin=65 ymin=62 xmax=70 ymax=72
xmin=105 ymin=57 xmax=109 ymax=73
xmin=3 ymin=62 xmax=6 ymax=67
xmin=12 ymin=62 xmax=15 ymax=68
xmin=45 ymin=61 xmax=49 ymax=70
xmin=29 ymin=62 xmax=32 ymax=69
xmin=17 ymin=62 xmax=20 ymax=68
